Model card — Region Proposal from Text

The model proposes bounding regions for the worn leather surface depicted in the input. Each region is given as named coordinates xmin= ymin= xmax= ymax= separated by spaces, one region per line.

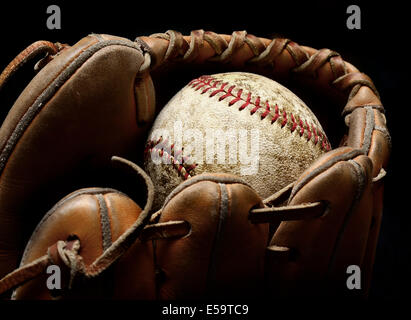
xmin=154 ymin=173 xmax=268 ymax=299
xmin=8 ymin=172 xmax=267 ymax=300
xmin=266 ymin=147 xmax=374 ymax=296
xmin=13 ymin=188 xmax=155 ymax=299
xmin=0 ymin=34 xmax=155 ymax=278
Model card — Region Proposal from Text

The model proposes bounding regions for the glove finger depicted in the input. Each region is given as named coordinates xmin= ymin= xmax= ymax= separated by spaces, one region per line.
xmin=154 ymin=172 xmax=268 ymax=299
xmin=13 ymin=187 xmax=155 ymax=300
xmin=266 ymin=147 xmax=374 ymax=297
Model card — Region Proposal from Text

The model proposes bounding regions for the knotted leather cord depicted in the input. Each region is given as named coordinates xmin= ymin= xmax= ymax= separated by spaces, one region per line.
xmin=62 ymin=156 xmax=155 ymax=277
xmin=0 ymin=41 xmax=61 ymax=91
xmin=51 ymin=239 xmax=82 ymax=290
xmin=0 ymin=156 xmax=155 ymax=296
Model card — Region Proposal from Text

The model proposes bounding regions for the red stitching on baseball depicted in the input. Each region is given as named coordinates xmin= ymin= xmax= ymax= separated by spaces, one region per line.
xmin=305 ymin=121 xmax=312 ymax=141
xmin=202 ymin=81 xmax=218 ymax=94
xmin=145 ymin=137 xmax=197 ymax=180
xmin=219 ymin=85 xmax=235 ymax=101
xmin=281 ymin=110 xmax=287 ymax=128
xmin=271 ymin=104 xmax=280 ymax=123
xmin=261 ymin=101 xmax=271 ymax=119
xmin=239 ymin=92 xmax=251 ymax=110
xmin=312 ymin=126 xmax=318 ymax=145
xmin=209 ymin=82 xmax=227 ymax=97
xmin=229 ymin=89 xmax=242 ymax=106
xmin=290 ymin=114 xmax=297 ymax=132
xmin=190 ymin=75 xmax=330 ymax=151
xmin=299 ymin=119 xmax=304 ymax=136
xmin=250 ymin=96 xmax=261 ymax=115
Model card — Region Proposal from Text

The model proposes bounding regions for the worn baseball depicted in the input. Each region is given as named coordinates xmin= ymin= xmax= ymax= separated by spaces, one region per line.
xmin=145 ymin=72 xmax=330 ymax=210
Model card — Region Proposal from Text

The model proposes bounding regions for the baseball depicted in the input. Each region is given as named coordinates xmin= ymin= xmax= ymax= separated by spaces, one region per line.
xmin=144 ymin=72 xmax=330 ymax=210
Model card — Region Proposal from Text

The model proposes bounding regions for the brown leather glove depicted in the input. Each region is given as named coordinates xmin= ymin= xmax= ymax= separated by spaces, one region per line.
xmin=152 ymin=173 xmax=268 ymax=299
xmin=0 ymin=30 xmax=390 ymax=298
xmin=0 ymin=161 xmax=265 ymax=300
xmin=0 ymin=156 xmax=157 ymax=299
xmin=0 ymin=35 xmax=155 ymax=279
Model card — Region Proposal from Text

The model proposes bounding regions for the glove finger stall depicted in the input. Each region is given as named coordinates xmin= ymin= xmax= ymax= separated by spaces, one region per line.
xmin=154 ymin=173 xmax=268 ymax=300
xmin=266 ymin=147 xmax=374 ymax=297
xmin=13 ymin=188 xmax=155 ymax=300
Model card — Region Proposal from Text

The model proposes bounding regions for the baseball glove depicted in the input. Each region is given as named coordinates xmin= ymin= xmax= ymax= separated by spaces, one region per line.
xmin=0 ymin=30 xmax=390 ymax=299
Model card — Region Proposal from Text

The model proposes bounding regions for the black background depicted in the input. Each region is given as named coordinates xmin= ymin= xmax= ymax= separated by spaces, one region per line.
xmin=0 ymin=0 xmax=407 ymax=305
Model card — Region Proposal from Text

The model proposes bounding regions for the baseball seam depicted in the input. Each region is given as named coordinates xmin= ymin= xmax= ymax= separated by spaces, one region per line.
xmin=145 ymin=75 xmax=331 ymax=181
xmin=189 ymin=75 xmax=331 ymax=151
xmin=144 ymin=137 xmax=197 ymax=180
